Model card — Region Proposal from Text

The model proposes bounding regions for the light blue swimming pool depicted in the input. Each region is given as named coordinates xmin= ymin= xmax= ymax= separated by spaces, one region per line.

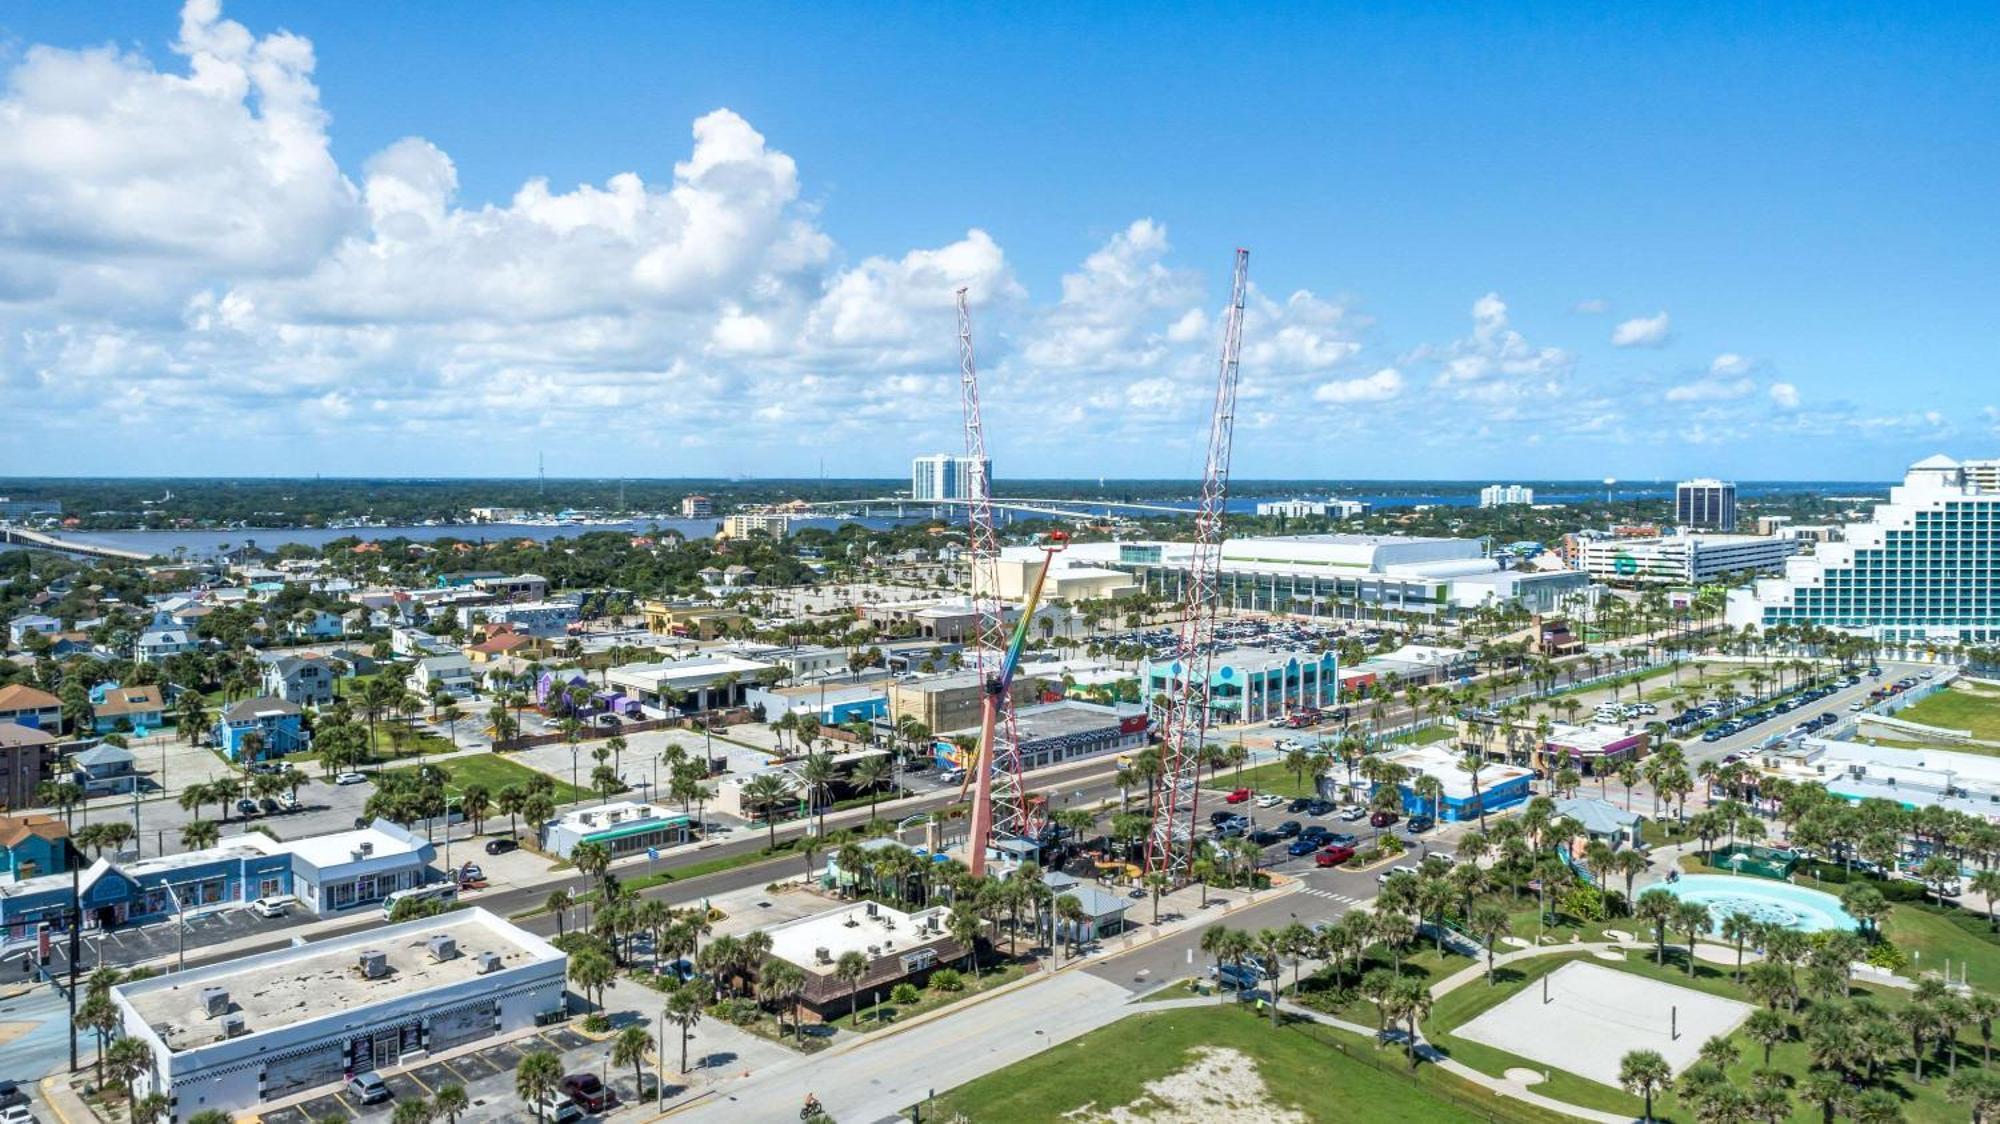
xmin=1659 ymin=875 xmax=1858 ymax=933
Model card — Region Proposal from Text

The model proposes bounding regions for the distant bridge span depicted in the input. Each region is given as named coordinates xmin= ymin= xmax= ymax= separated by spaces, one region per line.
xmin=0 ymin=524 xmax=153 ymax=562
xmin=802 ymin=495 xmax=1196 ymax=521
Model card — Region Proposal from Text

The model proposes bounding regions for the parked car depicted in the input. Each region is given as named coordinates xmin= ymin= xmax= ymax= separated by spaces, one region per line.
xmin=457 ymin=863 xmax=485 ymax=885
xmin=1211 ymin=962 xmax=1261 ymax=990
xmin=1299 ymin=825 xmax=1331 ymax=843
xmin=1338 ymin=806 xmax=1368 ymax=822
xmin=347 ymin=1072 xmax=391 ymax=1105
xmin=1224 ymin=788 xmax=1252 ymax=804
xmin=334 ymin=771 xmax=368 ymax=785
xmin=1306 ymin=800 xmax=1336 ymax=816
xmin=1254 ymin=793 xmax=1284 ymax=808
xmin=485 ymin=837 xmax=519 ymax=855
xmin=234 ymin=798 xmax=260 ymax=818
xmin=657 ymin=958 xmax=700 ymax=983
xmin=561 ymin=1074 xmax=613 ymax=1112
xmin=258 ymin=797 xmax=281 ymax=815
xmin=1249 ymin=829 xmax=1283 ymax=846
xmin=1315 ymin=845 xmax=1356 ymax=867
xmin=536 ymin=1093 xmax=584 ymax=1124
xmin=249 ymin=896 xmax=293 ymax=918
xmin=1287 ymin=837 xmax=1322 ymax=856
xmin=1370 ymin=809 xmax=1399 ymax=828
xmin=0 ymin=1102 xmax=27 ymax=1124
xmin=1405 ymin=815 xmax=1435 ymax=834
xmin=1287 ymin=798 xmax=1313 ymax=814
xmin=1275 ymin=820 xmax=1302 ymax=838
xmin=275 ymin=793 xmax=301 ymax=813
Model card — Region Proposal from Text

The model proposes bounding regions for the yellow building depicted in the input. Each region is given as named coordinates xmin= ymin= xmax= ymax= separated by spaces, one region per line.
xmin=639 ymin=600 xmax=750 ymax=640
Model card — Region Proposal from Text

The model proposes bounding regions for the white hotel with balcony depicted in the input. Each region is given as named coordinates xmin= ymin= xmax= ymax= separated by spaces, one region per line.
xmin=1728 ymin=454 xmax=2000 ymax=644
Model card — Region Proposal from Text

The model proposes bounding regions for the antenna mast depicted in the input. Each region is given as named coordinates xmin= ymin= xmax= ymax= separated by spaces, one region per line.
xmin=1147 ymin=249 xmax=1249 ymax=881
xmin=956 ymin=288 xmax=1036 ymax=876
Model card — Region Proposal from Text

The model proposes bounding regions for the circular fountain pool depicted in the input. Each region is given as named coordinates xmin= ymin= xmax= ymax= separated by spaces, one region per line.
xmin=1659 ymin=875 xmax=1857 ymax=933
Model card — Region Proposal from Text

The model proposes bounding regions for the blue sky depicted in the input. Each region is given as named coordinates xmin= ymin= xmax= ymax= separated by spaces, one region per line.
xmin=1 ymin=2 xmax=1994 ymax=480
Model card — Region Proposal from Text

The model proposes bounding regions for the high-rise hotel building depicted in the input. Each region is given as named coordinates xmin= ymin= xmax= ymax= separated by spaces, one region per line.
xmin=911 ymin=454 xmax=992 ymax=502
xmin=1676 ymin=478 xmax=1737 ymax=531
xmin=1727 ymin=455 xmax=2000 ymax=643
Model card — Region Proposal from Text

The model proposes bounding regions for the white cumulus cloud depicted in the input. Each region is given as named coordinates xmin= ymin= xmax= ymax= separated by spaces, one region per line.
xmin=1313 ymin=368 xmax=1403 ymax=404
xmin=1611 ymin=311 xmax=1671 ymax=348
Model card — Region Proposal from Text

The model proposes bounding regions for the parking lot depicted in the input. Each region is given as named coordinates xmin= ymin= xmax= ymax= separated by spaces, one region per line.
xmin=261 ymin=1025 xmax=648 ymax=1124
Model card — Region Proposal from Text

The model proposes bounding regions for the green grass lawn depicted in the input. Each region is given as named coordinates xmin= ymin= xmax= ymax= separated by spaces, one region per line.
xmin=928 ymin=1004 xmax=1570 ymax=1124
xmin=1388 ymin=724 xmax=1459 ymax=746
xmin=1881 ymin=901 xmax=2000 ymax=987
xmin=1222 ymin=761 xmax=1327 ymax=799
xmin=1894 ymin=687 xmax=2000 ymax=741
xmin=383 ymin=752 xmax=589 ymax=804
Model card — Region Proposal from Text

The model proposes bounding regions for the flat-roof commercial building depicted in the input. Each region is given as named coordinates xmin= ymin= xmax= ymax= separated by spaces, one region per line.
xmin=1541 ymin=723 xmax=1650 ymax=777
xmin=114 ymin=908 xmax=566 ymax=1121
xmin=724 ymin=510 xmax=791 ymax=538
xmin=539 ymin=800 xmax=692 ymax=860
xmin=455 ymin=599 xmax=579 ymax=638
xmin=1063 ymin=535 xmax=1592 ymax=619
xmin=933 ymin=700 xmax=1147 ymax=773
xmin=888 ymin=671 xmax=1041 ymax=734
xmin=1376 ymin=743 xmax=1534 ymax=822
xmin=992 ymin=548 xmax=1136 ymax=603
xmin=606 ymin=655 xmax=774 ymax=711
xmin=1752 ymin=736 xmax=2000 ymax=819
xmin=1579 ymin=534 xmax=1796 ymax=585
xmin=1728 ymin=455 xmax=2000 ymax=644
xmin=1141 ymin=648 xmax=1337 ymax=724
xmin=765 ymin=900 xmax=965 ymax=1015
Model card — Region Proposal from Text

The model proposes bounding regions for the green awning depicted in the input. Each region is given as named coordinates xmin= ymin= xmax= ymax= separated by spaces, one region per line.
xmin=582 ymin=816 xmax=690 ymax=845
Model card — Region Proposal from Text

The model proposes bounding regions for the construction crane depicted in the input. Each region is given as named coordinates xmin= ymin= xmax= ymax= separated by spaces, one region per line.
xmin=955 ymin=287 xmax=1046 ymax=878
xmin=1146 ymin=248 xmax=1250 ymax=882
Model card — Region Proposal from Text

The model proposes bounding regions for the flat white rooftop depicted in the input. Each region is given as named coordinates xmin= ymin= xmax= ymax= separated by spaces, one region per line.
xmin=1381 ymin=743 xmax=1532 ymax=800
xmin=765 ymin=900 xmax=949 ymax=977
xmin=120 ymin=908 xmax=558 ymax=1052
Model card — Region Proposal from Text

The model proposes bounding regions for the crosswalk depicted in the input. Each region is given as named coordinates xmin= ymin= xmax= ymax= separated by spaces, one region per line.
xmin=1298 ymin=886 xmax=1366 ymax=906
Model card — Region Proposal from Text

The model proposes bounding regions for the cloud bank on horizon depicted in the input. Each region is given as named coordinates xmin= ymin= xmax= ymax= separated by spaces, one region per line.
xmin=0 ymin=1 xmax=1975 ymax=479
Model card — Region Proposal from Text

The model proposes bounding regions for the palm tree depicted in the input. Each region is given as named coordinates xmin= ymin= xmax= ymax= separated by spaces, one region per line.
xmin=180 ymin=819 xmax=219 ymax=851
xmin=1637 ymin=889 xmax=1677 ymax=965
xmin=106 ymin=1035 xmax=155 ymax=1119
xmin=1388 ymin=976 xmax=1433 ymax=1068
xmin=1470 ymin=903 xmax=1511 ymax=985
xmin=800 ymin=751 xmax=838 ymax=836
xmin=666 ymin=980 xmax=705 ymax=1072
xmin=742 ymin=772 xmax=795 ymax=848
xmin=1619 ymin=1048 xmax=1672 ymax=1123
xmin=433 ymin=1083 xmax=468 ymax=1124
xmin=1674 ymin=900 xmax=1712 ymax=974
xmin=546 ymin=889 xmax=573 ymax=938
xmin=516 ymin=1049 xmax=564 ymax=1123
xmin=571 ymin=840 xmax=612 ymax=896
xmin=392 ymin=1100 xmax=435 ymax=1124
xmin=835 ymin=950 xmax=868 ymax=1025
xmin=613 ymin=1024 xmax=656 ymax=1101
xmin=851 ymin=753 xmax=895 ymax=821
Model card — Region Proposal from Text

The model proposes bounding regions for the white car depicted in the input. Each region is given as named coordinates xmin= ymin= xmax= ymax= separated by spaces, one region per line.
xmin=249 ymin=895 xmax=293 ymax=918
xmin=1254 ymin=793 xmax=1284 ymax=808
xmin=334 ymin=771 xmax=368 ymax=786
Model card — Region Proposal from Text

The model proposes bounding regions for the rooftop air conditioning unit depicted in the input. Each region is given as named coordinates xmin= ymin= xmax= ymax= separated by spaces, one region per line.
xmin=427 ymin=935 xmax=458 ymax=962
xmin=358 ymin=950 xmax=389 ymax=979
xmin=867 ymin=944 xmax=881 ymax=956
xmin=580 ymin=813 xmax=594 ymax=826
xmin=865 ymin=902 xmax=878 ymax=918
xmin=607 ymin=810 xmax=623 ymax=824
xmin=476 ymin=951 xmax=503 ymax=974
xmin=199 ymin=987 xmax=230 ymax=1017
xmin=220 ymin=1013 xmax=246 ymax=1038
xmin=814 ymin=947 xmax=832 ymax=964
xmin=357 ymin=841 xmax=375 ymax=855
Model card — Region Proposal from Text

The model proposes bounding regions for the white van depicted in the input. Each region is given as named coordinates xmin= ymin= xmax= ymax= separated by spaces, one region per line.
xmin=382 ymin=883 xmax=458 ymax=918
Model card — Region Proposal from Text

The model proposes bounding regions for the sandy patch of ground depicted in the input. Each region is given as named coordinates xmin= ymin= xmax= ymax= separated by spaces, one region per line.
xmin=1062 ymin=1046 xmax=1307 ymax=1124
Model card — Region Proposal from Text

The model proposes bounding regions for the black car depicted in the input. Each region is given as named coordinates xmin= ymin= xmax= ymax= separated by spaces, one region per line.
xmin=1209 ymin=810 xmax=1236 ymax=826
xmin=1287 ymin=797 xmax=1312 ymax=814
xmin=1299 ymin=825 xmax=1331 ymax=842
xmin=1276 ymin=820 xmax=1302 ymax=838
xmin=1249 ymin=829 xmax=1283 ymax=846
xmin=484 ymin=837 xmax=519 ymax=855
xmin=1305 ymin=799 xmax=1336 ymax=816
xmin=1405 ymin=815 xmax=1436 ymax=834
